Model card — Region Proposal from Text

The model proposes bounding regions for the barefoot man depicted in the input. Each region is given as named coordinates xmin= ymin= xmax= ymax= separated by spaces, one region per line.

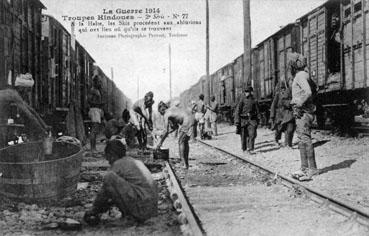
xmin=155 ymin=105 xmax=195 ymax=169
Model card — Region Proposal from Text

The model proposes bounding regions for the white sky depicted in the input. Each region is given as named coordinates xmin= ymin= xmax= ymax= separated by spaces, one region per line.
xmin=42 ymin=0 xmax=326 ymax=104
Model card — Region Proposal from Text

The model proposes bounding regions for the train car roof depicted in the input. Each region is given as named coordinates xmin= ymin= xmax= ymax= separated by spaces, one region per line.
xmin=297 ymin=0 xmax=348 ymax=21
xmin=3 ymin=0 xmax=46 ymax=10
xmin=43 ymin=15 xmax=96 ymax=63
xmin=75 ymin=41 xmax=96 ymax=63
xmin=43 ymin=15 xmax=71 ymax=37
xmin=255 ymin=23 xmax=296 ymax=48
xmin=35 ymin=0 xmax=46 ymax=9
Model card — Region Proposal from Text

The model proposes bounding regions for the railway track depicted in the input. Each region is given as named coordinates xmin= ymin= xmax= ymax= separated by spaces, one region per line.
xmin=163 ymin=139 xmax=369 ymax=236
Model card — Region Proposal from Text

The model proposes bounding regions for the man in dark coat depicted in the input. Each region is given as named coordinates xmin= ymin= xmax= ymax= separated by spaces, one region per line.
xmin=270 ymin=80 xmax=295 ymax=147
xmin=234 ymin=86 xmax=260 ymax=153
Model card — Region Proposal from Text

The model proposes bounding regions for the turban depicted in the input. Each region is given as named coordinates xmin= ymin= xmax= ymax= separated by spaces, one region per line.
xmin=105 ymin=139 xmax=126 ymax=157
xmin=287 ymin=52 xmax=306 ymax=70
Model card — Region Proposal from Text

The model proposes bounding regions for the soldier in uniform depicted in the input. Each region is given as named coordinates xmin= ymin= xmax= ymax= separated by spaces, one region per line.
xmin=289 ymin=52 xmax=319 ymax=181
xmin=269 ymin=80 xmax=295 ymax=148
xmin=234 ymin=86 xmax=260 ymax=154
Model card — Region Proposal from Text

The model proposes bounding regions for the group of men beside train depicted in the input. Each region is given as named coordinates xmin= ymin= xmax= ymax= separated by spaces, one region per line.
xmin=80 ymin=51 xmax=320 ymax=226
xmin=233 ymin=52 xmax=318 ymax=181
xmin=0 ymin=52 xmax=317 ymax=226
xmin=0 ymin=51 xmax=320 ymax=226
xmin=82 ymin=78 xmax=201 ymax=225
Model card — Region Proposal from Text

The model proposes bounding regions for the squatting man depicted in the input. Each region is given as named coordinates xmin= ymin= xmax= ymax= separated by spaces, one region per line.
xmin=84 ymin=139 xmax=158 ymax=225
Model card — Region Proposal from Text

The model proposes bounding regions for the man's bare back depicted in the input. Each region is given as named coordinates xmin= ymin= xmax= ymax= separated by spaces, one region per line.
xmin=164 ymin=107 xmax=195 ymax=135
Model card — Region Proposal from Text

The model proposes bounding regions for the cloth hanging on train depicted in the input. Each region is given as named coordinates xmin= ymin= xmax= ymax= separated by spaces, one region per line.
xmin=8 ymin=70 xmax=12 ymax=85
xmin=14 ymin=73 xmax=34 ymax=87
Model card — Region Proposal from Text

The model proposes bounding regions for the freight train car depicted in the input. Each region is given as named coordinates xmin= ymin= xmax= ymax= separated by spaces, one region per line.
xmin=181 ymin=0 xmax=369 ymax=132
xmin=112 ymin=87 xmax=131 ymax=116
xmin=215 ymin=63 xmax=234 ymax=122
xmin=40 ymin=15 xmax=96 ymax=133
xmin=189 ymin=78 xmax=203 ymax=103
xmin=250 ymin=23 xmax=301 ymax=125
xmin=233 ymin=55 xmax=244 ymax=101
xmin=74 ymin=42 xmax=95 ymax=116
xmin=179 ymin=88 xmax=189 ymax=108
xmin=93 ymin=65 xmax=131 ymax=117
xmin=296 ymin=0 xmax=364 ymax=129
xmin=1 ymin=6 xmax=131 ymax=140
xmin=41 ymin=15 xmax=73 ymax=114
xmin=0 ymin=0 xmax=45 ymax=106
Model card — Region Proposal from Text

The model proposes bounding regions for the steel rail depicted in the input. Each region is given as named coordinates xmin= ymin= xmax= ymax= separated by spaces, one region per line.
xmin=198 ymin=140 xmax=369 ymax=228
xmin=164 ymin=161 xmax=206 ymax=236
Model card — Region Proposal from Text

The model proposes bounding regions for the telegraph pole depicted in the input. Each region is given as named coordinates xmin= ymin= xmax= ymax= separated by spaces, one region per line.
xmin=169 ymin=44 xmax=172 ymax=101
xmin=106 ymin=75 xmax=109 ymax=113
xmin=137 ymin=76 xmax=139 ymax=100
xmin=111 ymin=67 xmax=114 ymax=114
xmin=206 ymin=0 xmax=210 ymax=103
xmin=243 ymin=0 xmax=252 ymax=88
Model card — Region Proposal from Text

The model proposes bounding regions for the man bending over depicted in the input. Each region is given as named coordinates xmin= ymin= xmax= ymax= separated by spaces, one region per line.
xmin=156 ymin=105 xmax=195 ymax=169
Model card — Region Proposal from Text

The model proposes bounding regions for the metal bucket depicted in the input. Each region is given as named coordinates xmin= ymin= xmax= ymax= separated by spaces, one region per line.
xmin=153 ymin=148 xmax=169 ymax=160
xmin=0 ymin=141 xmax=82 ymax=203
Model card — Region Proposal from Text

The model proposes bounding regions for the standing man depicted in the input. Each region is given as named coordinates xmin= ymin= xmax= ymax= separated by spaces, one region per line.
xmin=190 ymin=100 xmax=198 ymax=141
xmin=194 ymin=94 xmax=206 ymax=139
xmin=131 ymin=91 xmax=154 ymax=149
xmin=152 ymin=101 xmax=167 ymax=147
xmin=88 ymin=76 xmax=104 ymax=153
xmin=269 ymin=80 xmax=295 ymax=148
xmin=289 ymin=52 xmax=319 ymax=181
xmin=234 ymin=86 xmax=260 ymax=154
xmin=155 ymin=106 xmax=195 ymax=169
xmin=205 ymin=96 xmax=219 ymax=136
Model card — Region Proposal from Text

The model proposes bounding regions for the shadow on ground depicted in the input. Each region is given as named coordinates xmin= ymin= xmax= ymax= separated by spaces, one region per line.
xmin=217 ymin=131 xmax=237 ymax=136
xmin=255 ymin=143 xmax=276 ymax=150
xmin=257 ymin=147 xmax=282 ymax=153
xmin=313 ymin=140 xmax=330 ymax=148
xmin=319 ymin=159 xmax=356 ymax=175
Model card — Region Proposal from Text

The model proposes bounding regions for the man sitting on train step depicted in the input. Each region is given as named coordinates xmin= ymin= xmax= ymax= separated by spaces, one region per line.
xmin=234 ymin=86 xmax=260 ymax=154
xmin=289 ymin=52 xmax=319 ymax=181
xmin=155 ymin=103 xmax=196 ymax=169
xmin=84 ymin=139 xmax=158 ymax=225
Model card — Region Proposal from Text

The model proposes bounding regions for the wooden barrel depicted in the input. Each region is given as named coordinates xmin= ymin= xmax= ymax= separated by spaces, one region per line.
xmin=0 ymin=141 xmax=82 ymax=203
